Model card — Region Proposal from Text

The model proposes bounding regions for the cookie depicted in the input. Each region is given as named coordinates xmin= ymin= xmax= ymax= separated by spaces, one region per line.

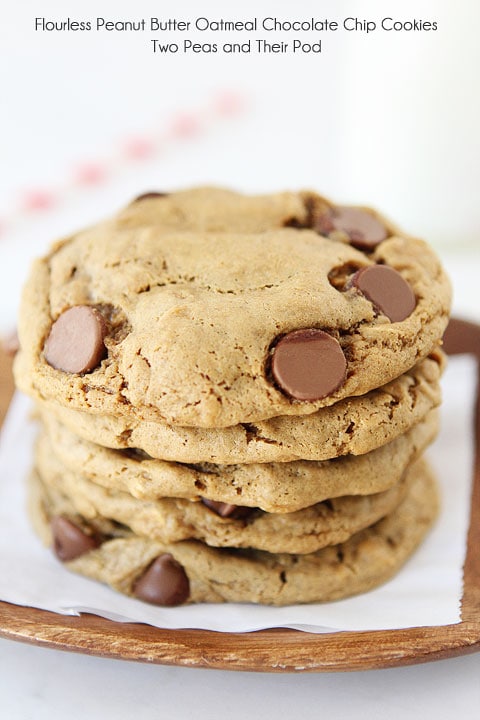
xmin=14 ymin=188 xmax=451 ymax=428
xmin=29 ymin=458 xmax=439 ymax=606
xmin=37 ymin=408 xmax=438 ymax=513
xmin=117 ymin=186 xmax=314 ymax=233
xmin=37 ymin=350 xmax=444 ymax=463
xmin=34 ymin=430 xmax=418 ymax=554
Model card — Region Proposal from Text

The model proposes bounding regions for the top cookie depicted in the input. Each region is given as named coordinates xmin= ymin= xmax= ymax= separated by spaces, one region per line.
xmin=14 ymin=187 xmax=451 ymax=428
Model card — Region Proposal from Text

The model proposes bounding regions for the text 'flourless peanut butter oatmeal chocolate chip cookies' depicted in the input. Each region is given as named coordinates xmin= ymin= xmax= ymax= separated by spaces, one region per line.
xmin=14 ymin=187 xmax=451 ymax=607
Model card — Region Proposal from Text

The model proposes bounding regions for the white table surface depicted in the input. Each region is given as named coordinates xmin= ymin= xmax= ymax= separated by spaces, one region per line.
xmin=1 ymin=0 xmax=480 ymax=716
xmin=0 ymin=636 xmax=479 ymax=719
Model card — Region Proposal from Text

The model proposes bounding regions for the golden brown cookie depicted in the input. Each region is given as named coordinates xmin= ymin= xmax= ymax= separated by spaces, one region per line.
xmin=29 ymin=457 xmax=439 ymax=606
xmin=14 ymin=188 xmax=451 ymax=428
xmin=36 ymin=350 xmax=444 ymax=463
xmin=37 ymin=408 xmax=439 ymax=513
xmin=34 ymin=429 xmax=419 ymax=554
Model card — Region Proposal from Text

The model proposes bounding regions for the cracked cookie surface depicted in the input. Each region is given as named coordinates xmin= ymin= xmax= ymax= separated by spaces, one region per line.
xmin=29 ymin=457 xmax=439 ymax=606
xmin=37 ymin=408 xmax=438 ymax=513
xmin=14 ymin=187 xmax=451 ymax=428
xmin=37 ymin=350 xmax=444 ymax=463
xmin=34 ymin=427 xmax=420 ymax=554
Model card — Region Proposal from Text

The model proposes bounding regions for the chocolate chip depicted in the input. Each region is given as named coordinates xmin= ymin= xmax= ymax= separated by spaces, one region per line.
xmin=328 ymin=263 xmax=365 ymax=290
xmin=44 ymin=306 xmax=107 ymax=374
xmin=133 ymin=554 xmax=190 ymax=606
xmin=132 ymin=192 xmax=168 ymax=202
xmin=271 ymin=329 xmax=347 ymax=400
xmin=316 ymin=206 xmax=388 ymax=250
xmin=350 ymin=265 xmax=416 ymax=322
xmin=201 ymin=498 xmax=255 ymax=520
xmin=51 ymin=516 xmax=99 ymax=562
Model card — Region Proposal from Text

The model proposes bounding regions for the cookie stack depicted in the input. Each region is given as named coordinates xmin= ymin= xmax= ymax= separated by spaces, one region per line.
xmin=14 ymin=188 xmax=451 ymax=606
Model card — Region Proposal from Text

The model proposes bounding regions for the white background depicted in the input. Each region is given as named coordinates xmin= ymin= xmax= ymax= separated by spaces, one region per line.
xmin=1 ymin=0 xmax=480 ymax=331
xmin=1 ymin=0 xmax=480 ymax=717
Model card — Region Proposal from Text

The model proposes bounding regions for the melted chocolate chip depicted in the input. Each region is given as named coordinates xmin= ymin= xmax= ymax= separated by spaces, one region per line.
xmin=51 ymin=516 xmax=99 ymax=561
xmin=350 ymin=265 xmax=416 ymax=322
xmin=316 ymin=206 xmax=388 ymax=250
xmin=44 ymin=306 xmax=107 ymax=374
xmin=133 ymin=554 xmax=190 ymax=606
xmin=328 ymin=263 xmax=366 ymax=290
xmin=271 ymin=329 xmax=347 ymax=401
xmin=443 ymin=318 xmax=480 ymax=357
xmin=201 ymin=498 xmax=255 ymax=520
xmin=132 ymin=192 xmax=169 ymax=202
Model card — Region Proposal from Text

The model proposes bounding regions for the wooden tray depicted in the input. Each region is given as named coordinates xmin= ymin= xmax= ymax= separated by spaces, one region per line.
xmin=0 ymin=318 xmax=479 ymax=673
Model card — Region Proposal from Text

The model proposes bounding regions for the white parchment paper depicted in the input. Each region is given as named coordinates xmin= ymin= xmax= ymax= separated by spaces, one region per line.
xmin=0 ymin=355 xmax=475 ymax=633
